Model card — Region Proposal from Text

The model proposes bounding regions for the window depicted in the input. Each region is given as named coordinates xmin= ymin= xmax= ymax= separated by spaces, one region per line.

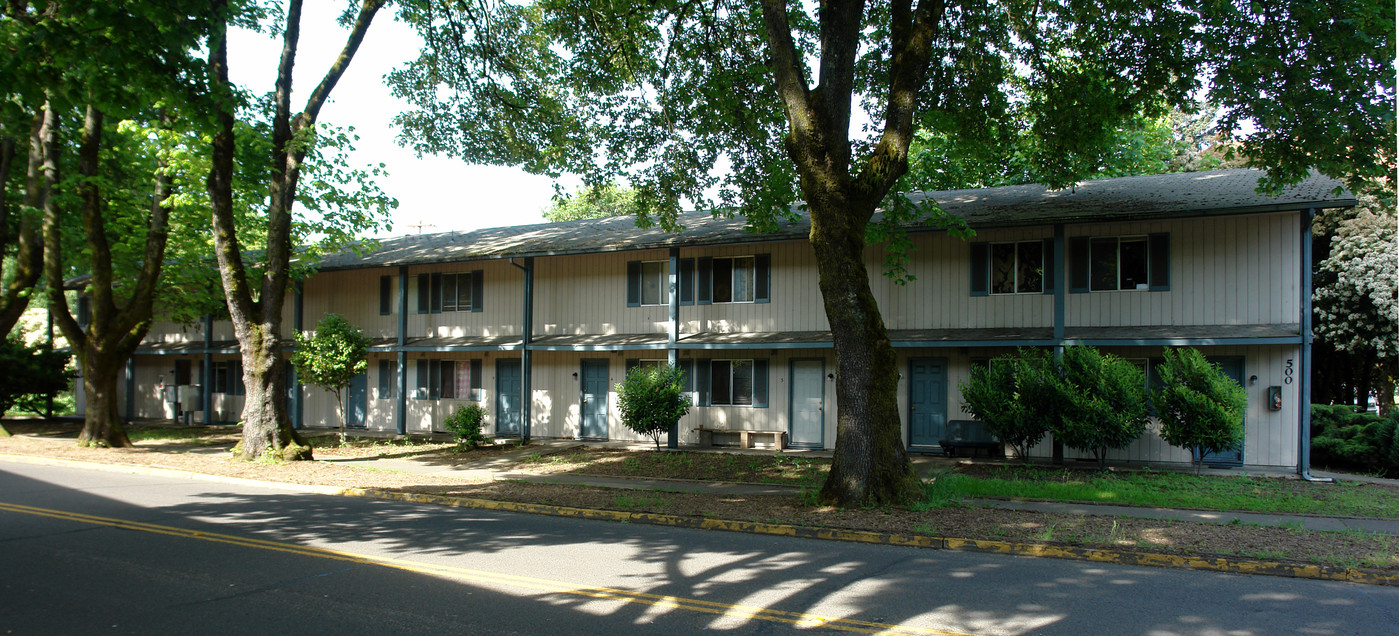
xmin=626 ymin=359 xmax=696 ymax=404
xmin=697 ymin=254 xmax=770 ymax=304
xmin=693 ymin=358 xmax=768 ymax=407
xmin=641 ymin=261 xmax=668 ymax=305
xmin=627 ymin=258 xmax=698 ymax=307
xmin=379 ymin=275 xmax=393 ymax=315
xmin=1069 ymin=233 xmax=1169 ymax=293
xmin=213 ymin=361 xmax=244 ymax=395
xmin=377 ymin=360 xmax=397 ymax=399
xmin=417 ymin=271 xmax=483 ymax=313
xmin=991 ymin=241 xmax=1045 ymax=294
xmin=414 ymin=359 xmax=482 ymax=400
xmin=970 ymin=240 xmax=1054 ymax=296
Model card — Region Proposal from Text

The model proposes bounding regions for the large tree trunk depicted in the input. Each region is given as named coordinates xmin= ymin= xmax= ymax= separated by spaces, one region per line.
xmin=231 ymin=327 xmax=309 ymax=460
xmin=76 ymin=346 xmax=132 ymax=447
xmin=812 ymin=199 xmax=921 ymax=506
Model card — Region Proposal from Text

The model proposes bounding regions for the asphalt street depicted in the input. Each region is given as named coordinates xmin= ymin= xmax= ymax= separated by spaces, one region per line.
xmin=1 ymin=460 xmax=1395 ymax=635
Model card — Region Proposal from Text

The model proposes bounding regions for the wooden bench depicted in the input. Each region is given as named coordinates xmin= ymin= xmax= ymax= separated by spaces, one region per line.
xmin=695 ymin=426 xmax=787 ymax=450
xmin=939 ymin=420 xmax=1004 ymax=458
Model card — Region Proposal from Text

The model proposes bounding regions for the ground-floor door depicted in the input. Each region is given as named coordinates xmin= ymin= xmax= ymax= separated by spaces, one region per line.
xmin=580 ymin=359 xmax=609 ymax=440
xmin=908 ymin=358 xmax=947 ymax=449
xmin=496 ymin=359 xmax=522 ymax=435
xmin=346 ymin=372 xmax=367 ymax=428
xmin=1202 ymin=357 xmax=1245 ymax=465
xmin=789 ymin=359 xmax=824 ymax=449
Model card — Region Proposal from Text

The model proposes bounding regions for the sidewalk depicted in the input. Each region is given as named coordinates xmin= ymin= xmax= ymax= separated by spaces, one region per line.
xmin=316 ymin=437 xmax=1399 ymax=536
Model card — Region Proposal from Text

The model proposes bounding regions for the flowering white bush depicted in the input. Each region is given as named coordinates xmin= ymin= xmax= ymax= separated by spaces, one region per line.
xmin=1314 ymin=208 xmax=1397 ymax=361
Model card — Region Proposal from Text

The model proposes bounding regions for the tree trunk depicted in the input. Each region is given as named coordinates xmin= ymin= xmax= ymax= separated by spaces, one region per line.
xmin=811 ymin=199 xmax=922 ymax=507
xmin=336 ymin=388 xmax=346 ymax=445
xmin=76 ymin=347 xmax=132 ymax=448
xmin=230 ymin=322 xmax=311 ymax=461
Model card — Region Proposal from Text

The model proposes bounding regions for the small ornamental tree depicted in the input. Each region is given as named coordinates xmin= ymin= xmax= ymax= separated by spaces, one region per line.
xmin=959 ymin=349 xmax=1053 ymax=460
xmin=616 ymin=364 xmax=690 ymax=449
xmin=291 ymin=314 xmax=371 ymax=444
xmin=1151 ymin=347 xmax=1247 ymax=474
xmin=1049 ymin=346 xmax=1150 ymax=469
xmin=0 ymin=336 xmax=74 ymax=435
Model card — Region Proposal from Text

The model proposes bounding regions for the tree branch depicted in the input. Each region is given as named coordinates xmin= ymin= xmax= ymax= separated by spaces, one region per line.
xmin=856 ymin=0 xmax=943 ymax=199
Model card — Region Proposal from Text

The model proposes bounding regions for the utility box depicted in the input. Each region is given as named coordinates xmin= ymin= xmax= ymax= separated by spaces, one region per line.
xmin=178 ymin=385 xmax=203 ymax=408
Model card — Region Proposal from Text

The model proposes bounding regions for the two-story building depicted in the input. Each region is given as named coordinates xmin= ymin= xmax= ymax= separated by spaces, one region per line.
xmin=103 ymin=169 xmax=1353 ymax=470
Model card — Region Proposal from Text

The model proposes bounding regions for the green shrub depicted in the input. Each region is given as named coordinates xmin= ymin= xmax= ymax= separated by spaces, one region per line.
xmin=1310 ymin=404 xmax=1399 ymax=476
xmin=616 ymin=364 xmax=690 ymax=448
xmin=1048 ymin=346 xmax=1150 ymax=469
xmin=1151 ymin=348 xmax=1248 ymax=474
xmin=959 ymin=349 xmax=1053 ymax=460
xmin=0 ymin=336 xmax=73 ymax=417
xmin=444 ymin=403 xmax=489 ymax=448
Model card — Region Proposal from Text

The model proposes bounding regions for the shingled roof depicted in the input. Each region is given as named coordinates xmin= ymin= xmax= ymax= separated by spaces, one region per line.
xmin=316 ymin=169 xmax=1353 ymax=271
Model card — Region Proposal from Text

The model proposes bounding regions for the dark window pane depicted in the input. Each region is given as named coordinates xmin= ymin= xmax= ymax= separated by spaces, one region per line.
xmin=1017 ymin=241 xmax=1044 ymax=293
xmin=731 ymin=360 xmax=754 ymax=405
xmin=713 ymin=258 xmax=733 ymax=303
xmin=442 ymin=274 xmax=458 ymax=312
xmin=1090 ymin=237 xmax=1119 ymax=291
xmin=1119 ymin=238 xmax=1148 ymax=290
xmin=441 ymin=361 xmax=456 ymax=399
xmin=990 ymin=243 xmax=1016 ymax=294
xmin=379 ymin=276 xmax=392 ymax=315
xmin=711 ymin=360 xmax=732 ymax=405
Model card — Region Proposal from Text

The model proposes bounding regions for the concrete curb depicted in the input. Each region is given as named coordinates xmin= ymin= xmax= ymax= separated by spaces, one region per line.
xmin=3 ymin=453 xmax=1394 ymax=586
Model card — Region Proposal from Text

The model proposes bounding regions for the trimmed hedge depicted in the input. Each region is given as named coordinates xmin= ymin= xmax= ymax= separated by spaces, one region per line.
xmin=1311 ymin=404 xmax=1399 ymax=477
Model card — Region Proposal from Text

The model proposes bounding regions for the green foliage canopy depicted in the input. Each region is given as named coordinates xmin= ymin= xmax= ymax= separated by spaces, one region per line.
xmin=1150 ymin=347 xmax=1248 ymax=474
xmin=291 ymin=313 xmax=370 ymax=439
xmin=1047 ymin=346 xmax=1151 ymax=469
xmin=616 ymin=364 xmax=690 ymax=449
xmin=958 ymin=349 xmax=1054 ymax=460
xmin=0 ymin=335 xmax=73 ymax=417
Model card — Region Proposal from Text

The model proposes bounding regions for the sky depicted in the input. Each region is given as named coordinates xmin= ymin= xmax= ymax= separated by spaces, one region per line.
xmin=227 ymin=3 xmax=567 ymax=237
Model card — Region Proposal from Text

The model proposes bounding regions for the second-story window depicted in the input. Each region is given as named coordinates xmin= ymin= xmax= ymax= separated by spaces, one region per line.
xmin=1068 ymin=233 xmax=1169 ymax=293
xmin=417 ymin=271 xmax=484 ymax=313
xmin=712 ymin=256 xmax=754 ymax=302
xmin=990 ymin=241 xmax=1045 ymax=294
xmin=641 ymin=261 xmax=668 ymax=305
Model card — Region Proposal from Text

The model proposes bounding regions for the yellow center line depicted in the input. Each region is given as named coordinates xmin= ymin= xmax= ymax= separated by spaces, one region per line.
xmin=0 ymin=501 xmax=981 ymax=636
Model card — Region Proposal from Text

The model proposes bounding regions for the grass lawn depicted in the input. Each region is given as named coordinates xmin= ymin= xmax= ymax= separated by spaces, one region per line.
xmin=924 ymin=464 xmax=1399 ymax=518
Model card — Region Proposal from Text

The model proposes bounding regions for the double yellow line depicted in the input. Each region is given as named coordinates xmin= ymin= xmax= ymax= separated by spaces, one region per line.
xmin=0 ymin=501 xmax=978 ymax=636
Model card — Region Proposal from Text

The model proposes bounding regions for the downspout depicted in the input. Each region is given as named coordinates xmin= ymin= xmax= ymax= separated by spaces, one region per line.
xmin=291 ymin=282 xmax=304 ymax=430
xmin=1298 ymin=207 xmax=1331 ymax=482
xmin=125 ymin=357 xmax=135 ymax=422
xmin=396 ymin=265 xmax=408 ymax=436
xmin=510 ymin=257 xmax=533 ymax=444
xmin=1051 ymin=223 xmax=1066 ymax=464
xmin=667 ymin=247 xmax=679 ymax=449
xmin=202 ymin=314 xmax=213 ymax=424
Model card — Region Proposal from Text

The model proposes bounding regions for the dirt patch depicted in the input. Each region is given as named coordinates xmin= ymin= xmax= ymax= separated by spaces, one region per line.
xmin=1 ymin=422 xmax=1394 ymax=573
xmin=513 ymin=447 xmax=828 ymax=486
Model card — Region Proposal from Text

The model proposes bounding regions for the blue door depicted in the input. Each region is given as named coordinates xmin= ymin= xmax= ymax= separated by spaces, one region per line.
xmin=580 ymin=359 xmax=609 ymax=440
xmin=1201 ymin=357 xmax=1245 ymax=465
xmin=346 ymin=372 xmax=367 ymax=428
xmin=908 ymin=358 xmax=947 ymax=449
xmin=496 ymin=359 xmax=522 ymax=435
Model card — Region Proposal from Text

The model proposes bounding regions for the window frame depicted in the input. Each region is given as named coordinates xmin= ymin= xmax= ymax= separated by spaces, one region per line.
xmin=1070 ymin=233 xmax=1170 ymax=293
xmin=639 ymin=260 xmax=669 ymax=306
xmin=417 ymin=270 xmax=484 ymax=314
xmin=988 ymin=240 xmax=1047 ymax=295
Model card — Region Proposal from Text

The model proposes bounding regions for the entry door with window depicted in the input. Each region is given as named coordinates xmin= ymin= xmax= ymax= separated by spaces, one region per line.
xmin=789 ymin=359 xmax=824 ymax=448
xmin=496 ymin=359 xmax=522 ymax=435
xmin=907 ymin=358 xmax=947 ymax=449
xmin=580 ymin=359 xmax=609 ymax=440
xmin=346 ymin=372 xmax=367 ymax=428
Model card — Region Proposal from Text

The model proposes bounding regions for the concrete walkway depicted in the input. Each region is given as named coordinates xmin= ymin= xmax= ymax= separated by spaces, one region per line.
xmin=310 ymin=436 xmax=1399 ymax=536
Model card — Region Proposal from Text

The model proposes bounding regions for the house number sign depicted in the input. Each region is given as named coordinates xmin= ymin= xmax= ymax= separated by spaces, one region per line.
xmin=1283 ymin=359 xmax=1294 ymax=385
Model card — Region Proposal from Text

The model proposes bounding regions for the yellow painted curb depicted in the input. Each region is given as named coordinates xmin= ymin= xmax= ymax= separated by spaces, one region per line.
xmin=2 ymin=453 xmax=1393 ymax=586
